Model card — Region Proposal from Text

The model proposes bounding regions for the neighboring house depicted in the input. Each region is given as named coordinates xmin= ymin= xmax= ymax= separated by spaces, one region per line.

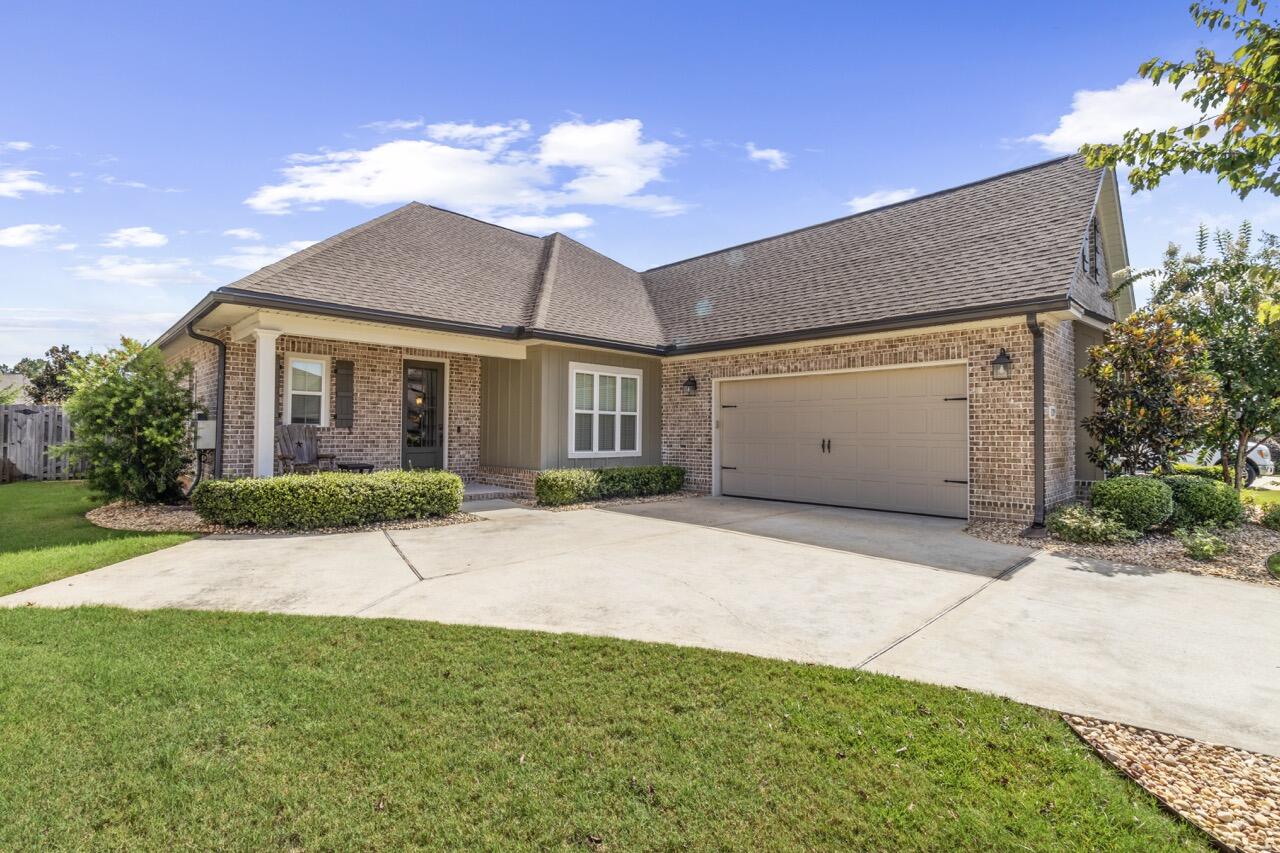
xmin=157 ymin=154 xmax=1132 ymax=523
xmin=0 ymin=374 xmax=31 ymax=404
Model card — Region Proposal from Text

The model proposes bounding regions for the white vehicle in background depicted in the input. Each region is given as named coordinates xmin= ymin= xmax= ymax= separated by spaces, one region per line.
xmin=1180 ymin=443 xmax=1274 ymax=486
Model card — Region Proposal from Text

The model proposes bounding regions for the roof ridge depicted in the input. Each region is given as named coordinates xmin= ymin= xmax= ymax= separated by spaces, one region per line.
xmin=216 ymin=202 xmax=427 ymax=293
xmin=642 ymin=154 xmax=1081 ymax=273
xmin=528 ymin=233 xmax=562 ymax=329
xmin=417 ymin=204 xmax=545 ymax=242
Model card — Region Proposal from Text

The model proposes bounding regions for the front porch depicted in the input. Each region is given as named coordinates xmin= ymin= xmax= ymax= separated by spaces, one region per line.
xmin=178 ymin=306 xmax=530 ymax=483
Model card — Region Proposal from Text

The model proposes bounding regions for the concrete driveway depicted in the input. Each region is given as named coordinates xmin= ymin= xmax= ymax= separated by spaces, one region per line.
xmin=4 ymin=496 xmax=1278 ymax=755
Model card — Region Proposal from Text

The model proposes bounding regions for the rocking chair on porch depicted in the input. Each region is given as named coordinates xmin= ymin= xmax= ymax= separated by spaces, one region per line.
xmin=275 ymin=424 xmax=337 ymax=474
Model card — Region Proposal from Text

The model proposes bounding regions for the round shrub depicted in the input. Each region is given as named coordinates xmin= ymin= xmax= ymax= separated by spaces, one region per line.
xmin=1260 ymin=503 xmax=1280 ymax=532
xmin=191 ymin=470 xmax=462 ymax=529
xmin=1088 ymin=475 xmax=1173 ymax=531
xmin=1163 ymin=474 xmax=1243 ymax=529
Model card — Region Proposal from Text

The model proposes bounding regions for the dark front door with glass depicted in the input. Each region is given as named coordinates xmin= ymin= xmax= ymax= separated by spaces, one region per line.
xmin=402 ymin=361 xmax=443 ymax=470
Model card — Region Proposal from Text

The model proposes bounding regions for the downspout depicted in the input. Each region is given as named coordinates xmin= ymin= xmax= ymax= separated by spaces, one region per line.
xmin=1026 ymin=313 xmax=1045 ymax=528
xmin=185 ymin=322 xmax=225 ymax=478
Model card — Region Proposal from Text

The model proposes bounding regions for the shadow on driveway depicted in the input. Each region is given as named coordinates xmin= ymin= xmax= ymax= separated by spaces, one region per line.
xmin=602 ymin=496 xmax=1033 ymax=578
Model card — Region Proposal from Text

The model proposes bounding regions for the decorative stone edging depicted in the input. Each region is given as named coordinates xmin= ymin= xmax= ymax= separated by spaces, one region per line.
xmin=1065 ymin=715 xmax=1278 ymax=852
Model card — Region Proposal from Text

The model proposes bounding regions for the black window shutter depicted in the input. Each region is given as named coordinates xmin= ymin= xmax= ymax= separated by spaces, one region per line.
xmin=275 ymin=354 xmax=284 ymax=423
xmin=334 ymin=360 xmax=355 ymax=429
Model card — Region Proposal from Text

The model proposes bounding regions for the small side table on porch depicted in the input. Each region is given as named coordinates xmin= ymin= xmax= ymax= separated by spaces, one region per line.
xmin=336 ymin=462 xmax=374 ymax=474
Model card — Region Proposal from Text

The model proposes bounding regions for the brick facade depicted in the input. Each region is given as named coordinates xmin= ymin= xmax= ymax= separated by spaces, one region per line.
xmin=660 ymin=319 xmax=1079 ymax=523
xmin=174 ymin=329 xmax=480 ymax=480
xmin=170 ymin=316 xmax=1084 ymax=523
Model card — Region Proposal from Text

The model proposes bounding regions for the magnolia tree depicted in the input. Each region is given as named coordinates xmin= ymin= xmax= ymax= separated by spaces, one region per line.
xmin=64 ymin=338 xmax=198 ymax=504
xmin=1132 ymin=224 xmax=1280 ymax=486
xmin=1082 ymin=307 xmax=1220 ymax=476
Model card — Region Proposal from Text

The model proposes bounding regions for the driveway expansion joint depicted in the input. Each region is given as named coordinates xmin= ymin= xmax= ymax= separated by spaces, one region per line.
xmin=854 ymin=552 xmax=1039 ymax=669
xmin=382 ymin=530 xmax=424 ymax=581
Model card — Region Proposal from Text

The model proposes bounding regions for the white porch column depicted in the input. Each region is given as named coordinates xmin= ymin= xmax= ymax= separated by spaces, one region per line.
xmin=252 ymin=328 xmax=282 ymax=477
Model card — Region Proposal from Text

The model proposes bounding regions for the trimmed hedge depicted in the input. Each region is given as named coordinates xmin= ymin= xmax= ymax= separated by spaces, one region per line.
xmin=191 ymin=470 xmax=463 ymax=529
xmin=1170 ymin=462 xmax=1224 ymax=480
xmin=1088 ymin=475 xmax=1173 ymax=532
xmin=1261 ymin=503 xmax=1280 ymax=533
xmin=534 ymin=465 xmax=685 ymax=507
xmin=1163 ymin=474 xmax=1243 ymax=529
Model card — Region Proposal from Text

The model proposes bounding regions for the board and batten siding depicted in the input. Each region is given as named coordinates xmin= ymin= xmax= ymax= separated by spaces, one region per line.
xmin=1074 ymin=323 xmax=1106 ymax=483
xmin=480 ymin=344 xmax=662 ymax=471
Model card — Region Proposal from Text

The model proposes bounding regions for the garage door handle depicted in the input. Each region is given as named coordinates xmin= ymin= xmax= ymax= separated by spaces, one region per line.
xmin=944 ymin=396 xmax=968 ymax=401
xmin=944 ymin=479 xmax=968 ymax=484
xmin=721 ymin=466 xmax=738 ymax=470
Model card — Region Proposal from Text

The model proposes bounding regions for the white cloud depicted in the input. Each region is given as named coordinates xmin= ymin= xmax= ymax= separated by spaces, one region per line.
xmin=0 ymin=169 xmax=60 ymax=199
xmin=0 ymin=307 xmax=180 ymax=363
xmin=0 ymin=224 xmax=64 ymax=247
xmin=54 ymin=242 xmax=77 ymax=251
xmin=70 ymin=256 xmax=211 ymax=287
xmin=363 ymin=117 xmax=424 ymax=132
xmin=98 ymin=174 xmax=182 ymax=193
xmin=1024 ymin=78 xmax=1204 ymax=154
xmin=491 ymin=212 xmax=594 ymax=234
xmin=101 ymin=226 xmax=168 ymax=248
xmin=2 ymin=141 xmax=33 ymax=151
xmin=222 ymin=227 xmax=263 ymax=240
xmin=745 ymin=142 xmax=789 ymax=171
xmin=245 ymin=118 xmax=685 ymax=218
xmin=213 ymin=240 xmax=316 ymax=273
xmin=846 ymin=187 xmax=919 ymax=213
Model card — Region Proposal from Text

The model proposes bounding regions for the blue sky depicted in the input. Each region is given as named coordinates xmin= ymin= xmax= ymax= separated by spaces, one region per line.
xmin=3 ymin=0 xmax=1279 ymax=365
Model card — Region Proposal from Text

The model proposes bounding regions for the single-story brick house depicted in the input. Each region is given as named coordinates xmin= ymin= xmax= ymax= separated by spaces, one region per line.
xmin=158 ymin=154 xmax=1132 ymax=523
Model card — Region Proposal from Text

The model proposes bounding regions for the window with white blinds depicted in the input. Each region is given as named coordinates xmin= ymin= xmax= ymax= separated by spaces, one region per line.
xmin=568 ymin=362 xmax=642 ymax=458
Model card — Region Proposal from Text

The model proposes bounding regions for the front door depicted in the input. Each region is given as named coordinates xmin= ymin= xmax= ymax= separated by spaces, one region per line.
xmin=402 ymin=361 xmax=444 ymax=470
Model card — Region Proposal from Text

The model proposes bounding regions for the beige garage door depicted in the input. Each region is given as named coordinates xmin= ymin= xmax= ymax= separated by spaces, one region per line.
xmin=718 ymin=365 xmax=968 ymax=517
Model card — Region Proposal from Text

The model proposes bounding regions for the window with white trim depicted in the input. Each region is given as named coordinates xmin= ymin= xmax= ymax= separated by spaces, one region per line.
xmin=285 ymin=356 xmax=328 ymax=425
xmin=569 ymin=362 xmax=642 ymax=458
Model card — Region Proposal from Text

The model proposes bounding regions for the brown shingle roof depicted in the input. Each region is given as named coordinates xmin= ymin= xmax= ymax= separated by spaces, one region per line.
xmin=214 ymin=155 xmax=1111 ymax=353
xmin=641 ymin=155 xmax=1109 ymax=349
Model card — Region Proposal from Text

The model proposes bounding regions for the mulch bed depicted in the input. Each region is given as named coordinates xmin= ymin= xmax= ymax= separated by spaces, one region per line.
xmin=519 ymin=490 xmax=699 ymax=512
xmin=1066 ymin=715 xmax=1279 ymax=852
xmin=86 ymin=501 xmax=480 ymax=536
xmin=966 ymin=520 xmax=1280 ymax=589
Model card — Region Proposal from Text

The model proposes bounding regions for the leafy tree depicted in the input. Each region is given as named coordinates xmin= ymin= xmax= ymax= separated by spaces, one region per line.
xmin=63 ymin=338 xmax=197 ymax=504
xmin=1081 ymin=0 xmax=1280 ymax=199
xmin=26 ymin=345 xmax=80 ymax=404
xmin=0 ymin=384 xmax=21 ymax=405
xmin=1136 ymin=223 xmax=1280 ymax=486
xmin=1083 ymin=307 xmax=1220 ymax=475
xmin=1 ymin=356 xmax=48 ymax=379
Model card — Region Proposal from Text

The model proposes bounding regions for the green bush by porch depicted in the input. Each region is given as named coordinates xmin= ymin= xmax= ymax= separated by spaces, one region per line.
xmin=1088 ymin=475 xmax=1173 ymax=531
xmin=191 ymin=470 xmax=463 ymax=529
xmin=535 ymin=465 xmax=685 ymax=506
xmin=1162 ymin=475 xmax=1243 ymax=529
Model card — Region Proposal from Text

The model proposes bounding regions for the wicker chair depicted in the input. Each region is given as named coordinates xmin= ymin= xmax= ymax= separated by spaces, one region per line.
xmin=275 ymin=423 xmax=336 ymax=474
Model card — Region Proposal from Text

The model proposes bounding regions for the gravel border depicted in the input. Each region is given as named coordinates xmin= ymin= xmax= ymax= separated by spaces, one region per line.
xmin=518 ymin=490 xmax=699 ymax=512
xmin=86 ymin=501 xmax=480 ymax=537
xmin=966 ymin=520 xmax=1280 ymax=589
xmin=1066 ymin=715 xmax=1279 ymax=852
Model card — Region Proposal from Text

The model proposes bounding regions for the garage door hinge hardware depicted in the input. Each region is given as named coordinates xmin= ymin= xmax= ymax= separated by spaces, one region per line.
xmin=943 ymin=396 xmax=968 ymax=401
xmin=720 ymin=404 xmax=738 ymax=408
xmin=721 ymin=465 xmax=738 ymax=470
xmin=944 ymin=479 xmax=969 ymax=484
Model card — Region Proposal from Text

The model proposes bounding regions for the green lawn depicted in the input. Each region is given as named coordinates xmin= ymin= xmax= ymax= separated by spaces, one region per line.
xmin=0 ymin=608 xmax=1208 ymax=851
xmin=1244 ymin=485 xmax=1280 ymax=506
xmin=0 ymin=480 xmax=193 ymax=596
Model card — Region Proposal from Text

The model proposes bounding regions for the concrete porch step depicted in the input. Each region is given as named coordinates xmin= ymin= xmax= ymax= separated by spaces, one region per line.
xmin=463 ymin=482 xmax=518 ymax=501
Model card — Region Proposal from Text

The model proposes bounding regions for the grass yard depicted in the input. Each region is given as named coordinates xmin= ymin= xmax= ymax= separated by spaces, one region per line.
xmin=1244 ymin=485 xmax=1280 ymax=506
xmin=0 ymin=481 xmax=192 ymax=596
xmin=0 ymin=607 xmax=1209 ymax=851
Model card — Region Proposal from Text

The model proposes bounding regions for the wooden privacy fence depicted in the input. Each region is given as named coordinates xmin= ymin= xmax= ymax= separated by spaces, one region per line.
xmin=0 ymin=405 xmax=84 ymax=483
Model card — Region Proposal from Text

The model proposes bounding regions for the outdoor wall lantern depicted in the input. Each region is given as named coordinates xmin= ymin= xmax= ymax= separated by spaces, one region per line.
xmin=990 ymin=348 xmax=1013 ymax=380
xmin=682 ymin=375 xmax=699 ymax=395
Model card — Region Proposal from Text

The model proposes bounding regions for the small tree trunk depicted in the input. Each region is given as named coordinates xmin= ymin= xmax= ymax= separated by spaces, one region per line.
xmin=1235 ymin=431 xmax=1250 ymax=490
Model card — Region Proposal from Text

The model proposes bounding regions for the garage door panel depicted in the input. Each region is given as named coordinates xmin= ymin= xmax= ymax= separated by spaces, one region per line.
xmin=719 ymin=365 xmax=968 ymax=518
